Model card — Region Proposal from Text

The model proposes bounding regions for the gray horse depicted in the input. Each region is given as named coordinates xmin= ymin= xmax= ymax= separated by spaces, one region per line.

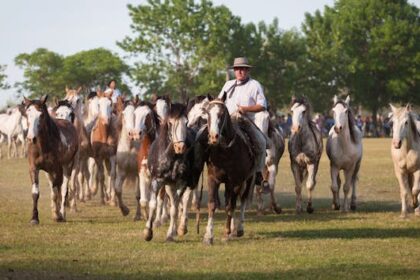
xmin=288 ymin=97 xmax=323 ymax=213
xmin=326 ymin=95 xmax=363 ymax=212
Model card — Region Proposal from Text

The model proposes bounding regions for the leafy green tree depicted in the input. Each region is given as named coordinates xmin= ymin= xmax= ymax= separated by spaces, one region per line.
xmin=303 ymin=0 xmax=420 ymax=116
xmin=15 ymin=48 xmax=129 ymax=98
xmin=15 ymin=48 xmax=64 ymax=98
xmin=0 ymin=65 xmax=10 ymax=90
xmin=119 ymin=0 xmax=243 ymax=101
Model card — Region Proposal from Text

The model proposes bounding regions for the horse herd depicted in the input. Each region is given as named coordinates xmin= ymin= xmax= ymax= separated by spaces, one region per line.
xmin=1 ymin=89 xmax=419 ymax=244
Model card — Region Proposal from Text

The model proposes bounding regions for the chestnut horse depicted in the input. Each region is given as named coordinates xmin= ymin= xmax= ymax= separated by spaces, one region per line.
xmin=24 ymin=95 xmax=78 ymax=224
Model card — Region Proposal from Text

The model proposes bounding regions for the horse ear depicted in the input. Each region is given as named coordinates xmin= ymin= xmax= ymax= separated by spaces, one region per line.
xmin=389 ymin=103 xmax=397 ymax=113
xmin=207 ymin=93 xmax=214 ymax=101
xmin=406 ymin=104 xmax=411 ymax=112
xmin=291 ymin=95 xmax=296 ymax=103
xmin=134 ymin=95 xmax=140 ymax=105
xmin=23 ymin=96 xmax=31 ymax=106
xmin=345 ymin=95 xmax=351 ymax=106
xmin=221 ymin=91 xmax=227 ymax=103
xmin=65 ymin=86 xmax=70 ymax=93
xmin=40 ymin=95 xmax=48 ymax=105
xmin=76 ymin=86 xmax=82 ymax=94
xmin=333 ymin=95 xmax=338 ymax=105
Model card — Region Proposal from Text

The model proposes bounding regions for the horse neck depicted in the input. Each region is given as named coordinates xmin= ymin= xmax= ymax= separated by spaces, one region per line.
xmin=92 ymin=118 xmax=109 ymax=143
xmin=118 ymin=120 xmax=132 ymax=151
xmin=38 ymin=110 xmax=59 ymax=153
xmin=403 ymin=121 xmax=420 ymax=151
xmin=221 ymin=110 xmax=235 ymax=142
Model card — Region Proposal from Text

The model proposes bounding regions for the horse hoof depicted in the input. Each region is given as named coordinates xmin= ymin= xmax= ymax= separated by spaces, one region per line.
xmin=399 ymin=213 xmax=408 ymax=219
xmin=120 ymin=206 xmax=130 ymax=217
xmin=30 ymin=219 xmax=39 ymax=225
xmin=306 ymin=206 xmax=314 ymax=214
xmin=166 ymin=236 xmax=176 ymax=243
xmin=332 ymin=203 xmax=340 ymax=210
xmin=350 ymin=204 xmax=357 ymax=211
xmin=236 ymin=229 xmax=244 ymax=237
xmin=143 ymin=228 xmax=153 ymax=241
xmin=177 ymin=226 xmax=188 ymax=237
xmin=133 ymin=215 xmax=141 ymax=221
xmin=109 ymin=200 xmax=117 ymax=207
xmin=153 ymin=221 xmax=162 ymax=229
xmin=415 ymin=209 xmax=420 ymax=217
xmin=203 ymin=237 xmax=213 ymax=245
xmin=256 ymin=210 xmax=264 ymax=216
xmin=273 ymin=206 xmax=282 ymax=214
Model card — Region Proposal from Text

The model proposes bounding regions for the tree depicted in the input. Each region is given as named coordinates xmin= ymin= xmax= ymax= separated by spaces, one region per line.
xmin=15 ymin=48 xmax=64 ymax=98
xmin=15 ymin=48 xmax=129 ymax=98
xmin=0 ymin=65 xmax=10 ymax=90
xmin=302 ymin=0 xmax=420 ymax=116
xmin=119 ymin=0 xmax=243 ymax=101
xmin=62 ymin=48 xmax=129 ymax=94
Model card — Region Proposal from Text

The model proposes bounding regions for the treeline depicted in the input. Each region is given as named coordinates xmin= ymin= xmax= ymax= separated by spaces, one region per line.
xmin=3 ymin=0 xmax=419 ymax=116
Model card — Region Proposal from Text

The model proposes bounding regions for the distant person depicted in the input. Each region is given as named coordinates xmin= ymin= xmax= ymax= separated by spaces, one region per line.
xmin=104 ymin=79 xmax=121 ymax=103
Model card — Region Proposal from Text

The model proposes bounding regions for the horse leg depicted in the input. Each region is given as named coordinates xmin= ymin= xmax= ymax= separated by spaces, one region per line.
xmin=139 ymin=165 xmax=151 ymax=221
xmin=267 ymin=164 xmax=281 ymax=214
xmin=115 ymin=168 xmax=129 ymax=216
xmin=133 ymin=176 xmax=141 ymax=221
xmin=160 ymin=192 xmax=170 ymax=224
xmin=203 ymin=178 xmax=217 ymax=245
xmin=190 ymin=187 xmax=198 ymax=212
xmin=144 ymin=181 xmax=158 ymax=241
xmin=82 ymin=159 xmax=91 ymax=200
xmin=330 ymin=165 xmax=340 ymax=210
xmin=97 ymin=161 xmax=106 ymax=205
xmin=411 ymin=170 xmax=420 ymax=211
xmin=306 ymin=163 xmax=318 ymax=214
xmin=255 ymin=185 xmax=264 ymax=216
xmin=223 ymin=184 xmax=233 ymax=240
xmin=342 ymin=167 xmax=355 ymax=212
xmin=153 ymin=188 xmax=165 ymax=228
xmin=237 ymin=177 xmax=253 ymax=238
xmin=88 ymin=158 xmax=98 ymax=196
xmin=69 ymin=165 xmax=78 ymax=212
xmin=177 ymin=187 xmax=192 ymax=237
xmin=7 ymin=136 xmax=12 ymax=159
xmin=105 ymin=157 xmax=117 ymax=206
xmin=46 ymin=173 xmax=59 ymax=221
xmin=350 ymin=160 xmax=361 ymax=211
xmin=291 ymin=163 xmax=303 ymax=214
xmin=29 ymin=167 xmax=40 ymax=225
xmin=59 ymin=167 xmax=71 ymax=221
xmin=165 ymin=184 xmax=179 ymax=242
xmin=394 ymin=169 xmax=410 ymax=218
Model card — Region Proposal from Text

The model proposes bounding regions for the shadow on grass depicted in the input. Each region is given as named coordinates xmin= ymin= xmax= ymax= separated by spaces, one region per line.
xmin=1 ymin=263 xmax=419 ymax=280
xmin=259 ymin=227 xmax=420 ymax=240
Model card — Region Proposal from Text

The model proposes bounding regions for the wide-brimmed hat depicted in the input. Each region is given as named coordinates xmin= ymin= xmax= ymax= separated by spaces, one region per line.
xmin=231 ymin=57 xmax=252 ymax=68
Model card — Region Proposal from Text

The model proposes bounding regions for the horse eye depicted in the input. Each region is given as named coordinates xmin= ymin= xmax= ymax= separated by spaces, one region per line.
xmin=405 ymin=121 xmax=408 ymax=125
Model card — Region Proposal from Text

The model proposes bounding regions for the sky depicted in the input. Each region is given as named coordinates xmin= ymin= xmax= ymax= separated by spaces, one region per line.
xmin=1 ymin=0 xmax=418 ymax=107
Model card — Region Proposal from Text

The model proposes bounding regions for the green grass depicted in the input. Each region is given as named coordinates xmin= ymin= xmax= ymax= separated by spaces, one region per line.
xmin=1 ymin=139 xmax=420 ymax=279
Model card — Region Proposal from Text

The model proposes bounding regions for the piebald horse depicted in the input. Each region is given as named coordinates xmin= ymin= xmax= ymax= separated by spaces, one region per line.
xmin=23 ymin=95 xmax=78 ymax=224
xmin=143 ymin=103 xmax=189 ymax=242
xmin=390 ymin=104 xmax=420 ymax=218
xmin=203 ymin=98 xmax=261 ymax=244
xmin=0 ymin=105 xmax=26 ymax=159
xmin=90 ymin=91 xmax=119 ymax=205
xmin=289 ymin=97 xmax=323 ymax=214
xmin=326 ymin=95 xmax=362 ymax=211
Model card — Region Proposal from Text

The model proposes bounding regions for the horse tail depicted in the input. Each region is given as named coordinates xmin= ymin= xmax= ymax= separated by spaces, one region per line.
xmin=195 ymin=171 xmax=204 ymax=234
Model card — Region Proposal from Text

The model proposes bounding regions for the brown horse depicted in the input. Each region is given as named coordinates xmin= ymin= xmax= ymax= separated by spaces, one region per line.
xmin=203 ymin=99 xmax=262 ymax=244
xmin=24 ymin=95 xmax=78 ymax=224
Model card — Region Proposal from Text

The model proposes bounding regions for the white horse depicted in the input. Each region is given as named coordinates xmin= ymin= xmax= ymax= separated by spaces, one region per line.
xmin=326 ymin=95 xmax=363 ymax=212
xmin=0 ymin=106 xmax=26 ymax=159
xmin=390 ymin=104 xmax=420 ymax=218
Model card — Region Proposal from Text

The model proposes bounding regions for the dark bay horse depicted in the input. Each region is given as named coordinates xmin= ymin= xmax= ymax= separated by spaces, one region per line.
xmin=203 ymin=99 xmax=261 ymax=245
xmin=24 ymin=95 xmax=78 ymax=224
xmin=289 ymin=96 xmax=323 ymax=214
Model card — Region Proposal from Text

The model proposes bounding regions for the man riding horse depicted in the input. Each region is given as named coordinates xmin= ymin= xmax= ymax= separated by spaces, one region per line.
xmin=218 ymin=57 xmax=268 ymax=190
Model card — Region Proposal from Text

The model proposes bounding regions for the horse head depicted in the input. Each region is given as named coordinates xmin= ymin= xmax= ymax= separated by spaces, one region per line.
xmin=290 ymin=96 xmax=310 ymax=134
xmin=390 ymin=104 xmax=418 ymax=149
xmin=120 ymin=96 xmax=140 ymax=140
xmin=23 ymin=95 xmax=48 ymax=143
xmin=96 ymin=90 xmax=113 ymax=125
xmin=206 ymin=99 xmax=229 ymax=145
xmin=153 ymin=95 xmax=171 ymax=124
xmin=332 ymin=95 xmax=351 ymax=134
xmin=187 ymin=95 xmax=213 ymax=128
xmin=133 ymin=101 xmax=156 ymax=141
xmin=54 ymin=99 xmax=75 ymax=123
xmin=167 ymin=103 xmax=187 ymax=154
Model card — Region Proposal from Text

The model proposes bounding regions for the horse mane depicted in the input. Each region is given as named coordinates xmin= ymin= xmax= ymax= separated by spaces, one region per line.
xmin=408 ymin=112 xmax=420 ymax=142
xmin=334 ymin=100 xmax=357 ymax=143
xmin=169 ymin=103 xmax=186 ymax=119
xmin=139 ymin=100 xmax=160 ymax=133
xmin=186 ymin=95 xmax=213 ymax=113
xmin=87 ymin=91 xmax=97 ymax=100
xmin=53 ymin=99 xmax=75 ymax=123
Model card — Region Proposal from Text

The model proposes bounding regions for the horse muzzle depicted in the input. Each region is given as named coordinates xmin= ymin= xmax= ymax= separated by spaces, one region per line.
xmin=26 ymin=137 xmax=36 ymax=144
xmin=334 ymin=125 xmax=342 ymax=134
xmin=291 ymin=125 xmax=301 ymax=134
xmin=208 ymin=133 xmax=220 ymax=145
xmin=392 ymin=139 xmax=402 ymax=149
xmin=174 ymin=142 xmax=186 ymax=154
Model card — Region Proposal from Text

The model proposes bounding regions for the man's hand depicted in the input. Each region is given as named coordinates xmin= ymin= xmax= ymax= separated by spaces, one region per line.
xmin=238 ymin=105 xmax=247 ymax=114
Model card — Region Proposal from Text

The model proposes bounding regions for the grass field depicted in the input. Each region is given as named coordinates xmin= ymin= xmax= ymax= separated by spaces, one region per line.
xmin=1 ymin=138 xmax=420 ymax=279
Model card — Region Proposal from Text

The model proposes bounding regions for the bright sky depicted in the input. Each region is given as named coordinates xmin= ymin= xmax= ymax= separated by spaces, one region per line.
xmin=1 ymin=0 xmax=418 ymax=107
